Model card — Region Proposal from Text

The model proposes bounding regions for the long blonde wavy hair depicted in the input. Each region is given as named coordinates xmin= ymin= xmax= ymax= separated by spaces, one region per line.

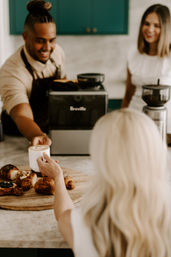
xmin=81 ymin=108 xmax=171 ymax=257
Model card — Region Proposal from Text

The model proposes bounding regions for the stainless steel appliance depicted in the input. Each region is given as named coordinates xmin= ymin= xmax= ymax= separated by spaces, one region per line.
xmin=142 ymin=84 xmax=170 ymax=142
xmin=48 ymin=75 xmax=108 ymax=155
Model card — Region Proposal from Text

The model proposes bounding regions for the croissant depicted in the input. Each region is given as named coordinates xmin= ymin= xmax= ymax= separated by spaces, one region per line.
xmin=0 ymin=164 xmax=20 ymax=180
xmin=16 ymin=172 xmax=38 ymax=191
xmin=34 ymin=177 xmax=55 ymax=195
xmin=64 ymin=176 xmax=75 ymax=190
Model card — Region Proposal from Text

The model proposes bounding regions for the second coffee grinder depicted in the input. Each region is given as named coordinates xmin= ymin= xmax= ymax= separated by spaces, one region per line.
xmin=142 ymin=81 xmax=170 ymax=142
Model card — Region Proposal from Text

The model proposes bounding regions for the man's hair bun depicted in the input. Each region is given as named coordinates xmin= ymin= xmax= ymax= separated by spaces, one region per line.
xmin=27 ymin=0 xmax=52 ymax=14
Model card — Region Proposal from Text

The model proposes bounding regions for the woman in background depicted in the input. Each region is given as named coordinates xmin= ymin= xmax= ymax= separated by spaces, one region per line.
xmin=37 ymin=108 xmax=171 ymax=257
xmin=122 ymin=4 xmax=171 ymax=144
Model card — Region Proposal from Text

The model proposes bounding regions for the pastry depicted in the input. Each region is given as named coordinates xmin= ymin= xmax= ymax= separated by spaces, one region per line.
xmin=64 ymin=176 xmax=75 ymax=190
xmin=34 ymin=177 xmax=55 ymax=195
xmin=0 ymin=181 xmax=23 ymax=196
xmin=12 ymin=186 xmax=24 ymax=196
xmin=0 ymin=164 xmax=20 ymax=180
xmin=16 ymin=172 xmax=37 ymax=191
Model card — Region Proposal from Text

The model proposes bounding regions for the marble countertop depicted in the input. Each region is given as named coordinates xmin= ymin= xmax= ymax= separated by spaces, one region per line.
xmin=0 ymin=135 xmax=94 ymax=248
xmin=1 ymin=135 xmax=171 ymax=248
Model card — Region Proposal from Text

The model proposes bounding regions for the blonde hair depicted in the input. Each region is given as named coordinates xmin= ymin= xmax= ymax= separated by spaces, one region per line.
xmin=81 ymin=108 xmax=171 ymax=257
xmin=138 ymin=4 xmax=171 ymax=57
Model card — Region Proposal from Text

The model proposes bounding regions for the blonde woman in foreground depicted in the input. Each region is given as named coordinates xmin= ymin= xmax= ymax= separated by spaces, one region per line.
xmin=37 ymin=108 xmax=171 ymax=257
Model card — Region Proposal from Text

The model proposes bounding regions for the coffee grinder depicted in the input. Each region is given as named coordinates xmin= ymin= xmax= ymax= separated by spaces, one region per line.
xmin=142 ymin=81 xmax=170 ymax=142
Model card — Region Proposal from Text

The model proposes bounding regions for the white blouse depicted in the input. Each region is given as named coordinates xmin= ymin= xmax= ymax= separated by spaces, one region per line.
xmin=71 ymin=208 xmax=98 ymax=257
xmin=127 ymin=47 xmax=171 ymax=133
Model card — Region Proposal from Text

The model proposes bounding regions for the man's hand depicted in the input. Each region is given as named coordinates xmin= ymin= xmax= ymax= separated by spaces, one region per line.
xmin=31 ymin=134 xmax=52 ymax=146
xmin=10 ymin=103 xmax=52 ymax=146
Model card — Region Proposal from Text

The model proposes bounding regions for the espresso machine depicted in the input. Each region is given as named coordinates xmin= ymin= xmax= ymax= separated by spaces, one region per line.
xmin=142 ymin=83 xmax=170 ymax=142
xmin=48 ymin=73 xmax=108 ymax=155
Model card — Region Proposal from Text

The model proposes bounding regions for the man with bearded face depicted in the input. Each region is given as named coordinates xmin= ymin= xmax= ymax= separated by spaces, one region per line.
xmin=0 ymin=0 xmax=66 ymax=146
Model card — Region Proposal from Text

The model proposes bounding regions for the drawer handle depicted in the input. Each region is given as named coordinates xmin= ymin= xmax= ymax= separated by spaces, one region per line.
xmin=86 ymin=27 xmax=91 ymax=33
xmin=92 ymin=27 xmax=97 ymax=33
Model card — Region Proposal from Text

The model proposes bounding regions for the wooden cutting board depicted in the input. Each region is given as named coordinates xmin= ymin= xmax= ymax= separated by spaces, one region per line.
xmin=0 ymin=166 xmax=89 ymax=211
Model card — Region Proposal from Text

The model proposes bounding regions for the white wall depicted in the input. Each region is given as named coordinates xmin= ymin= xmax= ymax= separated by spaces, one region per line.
xmin=1 ymin=0 xmax=171 ymax=98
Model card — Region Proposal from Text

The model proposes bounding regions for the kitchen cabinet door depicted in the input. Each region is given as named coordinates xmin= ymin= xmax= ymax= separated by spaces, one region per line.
xmin=57 ymin=1 xmax=91 ymax=34
xmin=57 ymin=0 xmax=129 ymax=34
xmin=108 ymin=99 xmax=122 ymax=112
xmin=92 ymin=0 xmax=128 ymax=34
xmin=9 ymin=0 xmax=129 ymax=35
xmin=9 ymin=0 xmax=27 ymax=34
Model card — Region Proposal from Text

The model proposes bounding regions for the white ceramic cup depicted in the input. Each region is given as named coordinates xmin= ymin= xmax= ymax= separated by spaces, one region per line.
xmin=28 ymin=145 xmax=50 ymax=172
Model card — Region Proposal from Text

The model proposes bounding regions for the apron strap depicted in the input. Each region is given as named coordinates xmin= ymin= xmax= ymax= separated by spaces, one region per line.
xmin=20 ymin=48 xmax=35 ymax=78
